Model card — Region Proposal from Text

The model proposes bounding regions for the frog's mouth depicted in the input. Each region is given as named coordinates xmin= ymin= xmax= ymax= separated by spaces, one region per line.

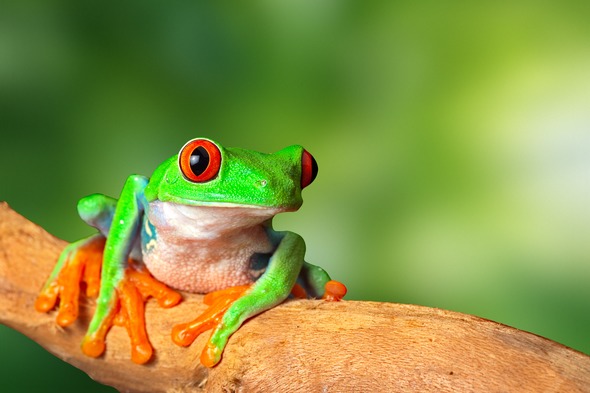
xmin=158 ymin=192 xmax=301 ymax=212
xmin=173 ymin=201 xmax=288 ymax=220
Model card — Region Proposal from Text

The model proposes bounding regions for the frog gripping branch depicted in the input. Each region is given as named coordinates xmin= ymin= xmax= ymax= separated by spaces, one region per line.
xmin=35 ymin=138 xmax=346 ymax=367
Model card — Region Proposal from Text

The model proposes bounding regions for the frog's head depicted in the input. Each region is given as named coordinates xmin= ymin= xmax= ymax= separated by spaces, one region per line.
xmin=145 ymin=138 xmax=318 ymax=211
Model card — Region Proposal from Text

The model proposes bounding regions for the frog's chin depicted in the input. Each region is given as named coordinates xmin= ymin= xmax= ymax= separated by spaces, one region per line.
xmin=147 ymin=200 xmax=291 ymax=238
xmin=172 ymin=202 xmax=289 ymax=220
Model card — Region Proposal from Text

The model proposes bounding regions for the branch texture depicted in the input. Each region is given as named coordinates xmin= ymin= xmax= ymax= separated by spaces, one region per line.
xmin=1 ymin=202 xmax=589 ymax=392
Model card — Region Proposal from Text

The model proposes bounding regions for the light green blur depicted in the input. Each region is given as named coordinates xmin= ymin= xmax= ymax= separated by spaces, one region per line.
xmin=1 ymin=2 xmax=589 ymax=392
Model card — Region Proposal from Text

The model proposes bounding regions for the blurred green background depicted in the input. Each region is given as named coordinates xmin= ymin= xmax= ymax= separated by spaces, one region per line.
xmin=1 ymin=1 xmax=590 ymax=391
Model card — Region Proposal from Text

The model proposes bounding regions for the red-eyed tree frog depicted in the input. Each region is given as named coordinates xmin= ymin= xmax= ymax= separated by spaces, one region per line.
xmin=35 ymin=138 xmax=346 ymax=367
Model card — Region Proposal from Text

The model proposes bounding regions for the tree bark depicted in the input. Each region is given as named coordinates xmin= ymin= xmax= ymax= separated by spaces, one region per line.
xmin=1 ymin=201 xmax=589 ymax=392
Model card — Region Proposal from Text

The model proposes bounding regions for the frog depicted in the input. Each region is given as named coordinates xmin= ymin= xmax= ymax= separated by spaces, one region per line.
xmin=35 ymin=137 xmax=347 ymax=367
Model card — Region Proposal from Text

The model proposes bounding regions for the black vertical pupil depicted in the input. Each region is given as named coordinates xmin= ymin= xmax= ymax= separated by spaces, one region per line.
xmin=190 ymin=146 xmax=210 ymax=176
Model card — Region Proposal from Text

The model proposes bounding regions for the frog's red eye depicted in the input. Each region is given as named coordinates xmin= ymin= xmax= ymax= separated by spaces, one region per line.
xmin=301 ymin=149 xmax=318 ymax=189
xmin=178 ymin=139 xmax=222 ymax=183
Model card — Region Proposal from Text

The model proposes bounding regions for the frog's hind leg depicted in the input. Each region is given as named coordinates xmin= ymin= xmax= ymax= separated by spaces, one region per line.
xmin=294 ymin=261 xmax=347 ymax=301
xmin=37 ymin=191 xmax=182 ymax=364
xmin=35 ymin=194 xmax=117 ymax=325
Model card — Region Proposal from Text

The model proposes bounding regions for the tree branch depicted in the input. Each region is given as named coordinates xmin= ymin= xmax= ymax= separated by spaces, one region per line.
xmin=1 ymin=202 xmax=589 ymax=392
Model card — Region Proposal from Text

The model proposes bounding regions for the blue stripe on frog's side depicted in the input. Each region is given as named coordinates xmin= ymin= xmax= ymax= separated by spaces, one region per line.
xmin=141 ymin=214 xmax=158 ymax=256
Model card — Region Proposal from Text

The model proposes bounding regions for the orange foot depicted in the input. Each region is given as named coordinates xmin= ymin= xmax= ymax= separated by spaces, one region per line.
xmin=171 ymin=280 xmax=347 ymax=367
xmin=81 ymin=260 xmax=182 ymax=364
xmin=36 ymin=237 xmax=182 ymax=364
xmin=171 ymin=284 xmax=251 ymax=367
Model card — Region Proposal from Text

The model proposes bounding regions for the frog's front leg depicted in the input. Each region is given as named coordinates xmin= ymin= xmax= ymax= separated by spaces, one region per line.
xmin=295 ymin=261 xmax=348 ymax=301
xmin=37 ymin=177 xmax=181 ymax=364
xmin=203 ymin=232 xmax=305 ymax=366
xmin=172 ymin=231 xmax=344 ymax=367
xmin=82 ymin=257 xmax=181 ymax=364
xmin=79 ymin=175 xmax=182 ymax=364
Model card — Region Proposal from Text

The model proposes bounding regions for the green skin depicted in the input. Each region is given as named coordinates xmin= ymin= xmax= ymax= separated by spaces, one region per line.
xmin=44 ymin=138 xmax=332 ymax=365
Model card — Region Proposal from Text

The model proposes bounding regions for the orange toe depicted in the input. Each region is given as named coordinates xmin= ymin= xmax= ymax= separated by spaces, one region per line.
xmin=322 ymin=280 xmax=347 ymax=301
xmin=35 ymin=282 xmax=60 ymax=313
xmin=200 ymin=340 xmax=223 ymax=368
xmin=131 ymin=342 xmax=153 ymax=365
xmin=290 ymin=283 xmax=307 ymax=299
xmin=82 ymin=335 xmax=107 ymax=358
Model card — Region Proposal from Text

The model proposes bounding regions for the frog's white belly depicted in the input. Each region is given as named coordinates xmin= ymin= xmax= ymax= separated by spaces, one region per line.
xmin=142 ymin=201 xmax=279 ymax=293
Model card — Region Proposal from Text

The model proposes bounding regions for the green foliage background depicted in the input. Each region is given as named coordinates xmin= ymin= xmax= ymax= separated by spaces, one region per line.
xmin=1 ymin=2 xmax=589 ymax=391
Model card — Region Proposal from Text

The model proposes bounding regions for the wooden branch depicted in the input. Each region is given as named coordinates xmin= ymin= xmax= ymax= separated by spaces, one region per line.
xmin=1 ymin=202 xmax=589 ymax=392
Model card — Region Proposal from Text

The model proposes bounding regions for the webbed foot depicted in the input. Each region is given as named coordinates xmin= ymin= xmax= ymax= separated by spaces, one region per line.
xmin=82 ymin=260 xmax=182 ymax=364
xmin=171 ymin=284 xmax=251 ymax=367
xmin=171 ymin=280 xmax=347 ymax=368
xmin=36 ymin=236 xmax=182 ymax=364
